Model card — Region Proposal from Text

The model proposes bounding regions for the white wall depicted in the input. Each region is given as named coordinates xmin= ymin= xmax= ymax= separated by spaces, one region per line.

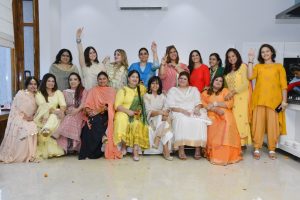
xmin=39 ymin=0 xmax=300 ymax=76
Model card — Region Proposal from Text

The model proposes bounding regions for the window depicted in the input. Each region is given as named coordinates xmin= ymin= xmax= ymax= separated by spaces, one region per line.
xmin=0 ymin=46 xmax=12 ymax=105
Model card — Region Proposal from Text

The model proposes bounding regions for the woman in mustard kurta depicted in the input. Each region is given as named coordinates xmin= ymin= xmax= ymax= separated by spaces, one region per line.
xmin=248 ymin=44 xmax=288 ymax=160
xmin=114 ymin=70 xmax=149 ymax=161
xmin=34 ymin=73 xmax=66 ymax=159
xmin=224 ymin=48 xmax=252 ymax=147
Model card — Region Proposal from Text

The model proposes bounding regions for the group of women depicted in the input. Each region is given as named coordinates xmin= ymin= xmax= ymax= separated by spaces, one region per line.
xmin=0 ymin=29 xmax=288 ymax=165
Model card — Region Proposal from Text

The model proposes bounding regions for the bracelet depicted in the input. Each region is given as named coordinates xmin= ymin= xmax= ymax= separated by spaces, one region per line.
xmin=76 ymin=38 xmax=81 ymax=44
xmin=248 ymin=61 xmax=254 ymax=64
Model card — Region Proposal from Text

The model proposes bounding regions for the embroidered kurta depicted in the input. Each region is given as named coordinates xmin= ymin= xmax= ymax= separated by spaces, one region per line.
xmin=225 ymin=64 xmax=252 ymax=145
xmin=0 ymin=90 xmax=38 ymax=163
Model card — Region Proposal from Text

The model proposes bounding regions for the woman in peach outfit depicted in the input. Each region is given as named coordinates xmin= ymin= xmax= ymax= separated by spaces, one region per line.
xmin=201 ymin=75 xmax=242 ymax=165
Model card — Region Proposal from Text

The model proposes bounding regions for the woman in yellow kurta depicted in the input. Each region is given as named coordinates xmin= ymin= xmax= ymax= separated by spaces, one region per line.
xmin=34 ymin=73 xmax=66 ymax=159
xmin=224 ymin=48 xmax=252 ymax=147
xmin=248 ymin=44 xmax=287 ymax=160
xmin=114 ymin=70 xmax=149 ymax=161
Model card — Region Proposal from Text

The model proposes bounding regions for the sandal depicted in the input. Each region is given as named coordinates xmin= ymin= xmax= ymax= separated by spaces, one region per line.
xmin=268 ymin=151 xmax=277 ymax=160
xmin=133 ymin=145 xmax=140 ymax=161
xmin=194 ymin=147 xmax=201 ymax=160
xmin=253 ymin=150 xmax=261 ymax=160
xmin=178 ymin=149 xmax=187 ymax=160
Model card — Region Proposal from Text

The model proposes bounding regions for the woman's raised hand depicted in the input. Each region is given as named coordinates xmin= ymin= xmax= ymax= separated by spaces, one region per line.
xmin=248 ymin=48 xmax=255 ymax=62
xmin=76 ymin=27 xmax=84 ymax=39
xmin=151 ymin=41 xmax=157 ymax=53
xmin=161 ymin=55 xmax=167 ymax=66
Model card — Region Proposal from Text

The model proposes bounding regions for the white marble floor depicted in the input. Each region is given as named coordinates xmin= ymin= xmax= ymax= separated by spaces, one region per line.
xmin=0 ymin=147 xmax=300 ymax=200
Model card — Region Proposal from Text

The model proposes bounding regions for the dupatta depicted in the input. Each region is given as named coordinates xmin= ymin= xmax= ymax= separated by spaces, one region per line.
xmin=85 ymin=86 xmax=122 ymax=159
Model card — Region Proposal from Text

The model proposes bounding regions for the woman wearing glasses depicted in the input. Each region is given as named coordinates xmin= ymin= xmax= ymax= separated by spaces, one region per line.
xmin=49 ymin=49 xmax=79 ymax=90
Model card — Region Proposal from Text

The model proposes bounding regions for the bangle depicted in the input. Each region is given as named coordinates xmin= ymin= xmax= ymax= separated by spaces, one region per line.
xmin=248 ymin=61 xmax=254 ymax=64
xmin=76 ymin=38 xmax=81 ymax=44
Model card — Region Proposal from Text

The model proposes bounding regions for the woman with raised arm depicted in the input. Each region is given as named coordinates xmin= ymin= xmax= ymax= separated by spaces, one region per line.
xmin=113 ymin=70 xmax=149 ymax=161
xmin=248 ymin=44 xmax=288 ymax=160
xmin=159 ymin=45 xmax=189 ymax=93
xmin=223 ymin=48 xmax=252 ymax=148
xmin=76 ymin=27 xmax=106 ymax=90
xmin=202 ymin=75 xmax=242 ymax=165
xmin=34 ymin=73 xmax=66 ymax=159
xmin=188 ymin=50 xmax=210 ymax=93
xmin=53 ymin=72 xmax=87 ymax=154
xmin=128 ymin=42 xmax=160 ymax=87
xmin=49 ymin=49 xmax=79 ymax=90
xmin=0 ymin=77 xmax=39 ymax=163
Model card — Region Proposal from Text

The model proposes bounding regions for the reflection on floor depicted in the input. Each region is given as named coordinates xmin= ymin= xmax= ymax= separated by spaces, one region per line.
xmin=0 ymin=147 xmax=299 ymax=200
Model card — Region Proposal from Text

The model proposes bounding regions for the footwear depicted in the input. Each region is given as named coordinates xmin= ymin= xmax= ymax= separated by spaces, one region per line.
xmin=121 ymin=149 xmax=127 ymax=156
xmin=163 ymin=155 xmax=173 ymax=161
xmin=41 ymin=128 xmax=50 ymax=137
xmin=133 ymin=145 xmax=140 ymax=161
xmin=178 ymin=153 xmax=187 ymax=160
xmin=253 ymin=150 xmax=261 ymax=160
xmin=133 ymin=156 xmax=140 ymax=161
xmin=194 ymin=147 xmax=201 ymax=160
xmin=201 ymin=148 xmax=207 ymax=158
xmin=268 ymin=151 xmax=277 ymax=160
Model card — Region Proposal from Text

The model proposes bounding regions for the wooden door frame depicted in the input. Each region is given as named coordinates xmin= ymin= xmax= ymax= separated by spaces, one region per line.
xmin=12 ymin=0 xmax=39 ymax=93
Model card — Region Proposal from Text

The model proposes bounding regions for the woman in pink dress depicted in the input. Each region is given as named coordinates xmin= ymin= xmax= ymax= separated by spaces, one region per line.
xmin=0 ymin=77 xmax=39 ymax=163
xmin=159 ymin=45 xmax=189 ymax=93
xmin=53 ymin=72 xmax=87 ymax=154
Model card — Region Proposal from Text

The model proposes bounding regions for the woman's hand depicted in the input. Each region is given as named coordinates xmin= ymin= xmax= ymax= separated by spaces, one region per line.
xmin=53 ymin=109 xmax=65 ymax=119
xmin=212 ymin=108 xmax=224 ymax=116
xmin=224 ymin=91 xmax=235 ymax=101
xmin=151 ymin=41 xmax=157 ymax=53
xmin=67 ymin=107 xmax=80 ymax=116
xmin=102 ymin=56 xmax=110 ymax=65
xmin=280 ymin=101 xmax=288 ymax=111
xmin=76 ymin=27 xmax=84 ymax=39
xmin=181 ymin=109 xmax=191 ymax=117
xmin=127 ymin=110 xmax=135 ymax=117
xmin=248 ymin=48 xmax=255 ymax=63
xmin=23 ymin=113 xmax=33 ymax=121
xmin=161 ymin=55 xmax=167 ymax=66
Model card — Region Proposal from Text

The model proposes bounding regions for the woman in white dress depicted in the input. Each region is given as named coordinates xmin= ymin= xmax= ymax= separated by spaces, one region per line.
xmin=143 ymin=76 xmax=173 ymax=161
xmin=166 ymin=71 xmax=211 ymax=160
xmin=76 ymin=27 xmax=106 ymax=90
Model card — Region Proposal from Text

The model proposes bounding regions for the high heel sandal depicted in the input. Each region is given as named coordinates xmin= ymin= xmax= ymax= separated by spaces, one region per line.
xmin=194 ymin=148 xmax=201 ymax=160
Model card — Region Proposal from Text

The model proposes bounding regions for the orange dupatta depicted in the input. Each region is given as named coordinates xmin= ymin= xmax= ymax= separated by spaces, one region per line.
xmin=85 ymin=86 xmax=122 ymax=159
